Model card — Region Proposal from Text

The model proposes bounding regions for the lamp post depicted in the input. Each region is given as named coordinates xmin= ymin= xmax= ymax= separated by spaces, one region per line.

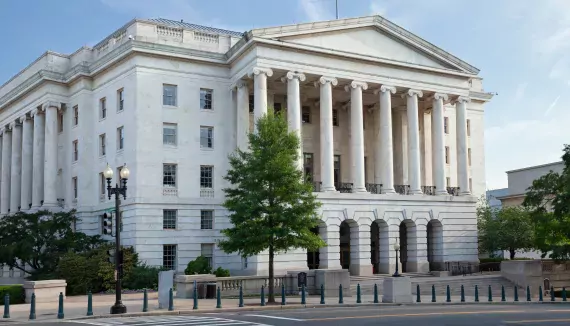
xmin=104 ymin=163 xmax=130 ymax=315
xmin=393 ymin=240 xmax=401 ymax=277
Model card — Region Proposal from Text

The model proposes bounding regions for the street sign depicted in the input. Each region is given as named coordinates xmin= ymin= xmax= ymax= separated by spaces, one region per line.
xmin=297 ymin=272 xmax=307 ymax=288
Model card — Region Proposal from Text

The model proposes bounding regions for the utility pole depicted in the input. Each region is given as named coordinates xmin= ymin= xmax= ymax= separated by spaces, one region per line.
xmin=336 ymin=0 xmax=339 ymax=19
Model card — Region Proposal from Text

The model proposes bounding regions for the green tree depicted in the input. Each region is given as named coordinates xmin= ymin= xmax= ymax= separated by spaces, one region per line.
xmin=218 ymin=112 xmax=325 ymax=303
xmin=477 ymin=198 xmax=534 ymax=259
xmin=524 ymin=144 xmax=570 ymax=261
xmin=0 ymin=209 xmax=105 ymax=279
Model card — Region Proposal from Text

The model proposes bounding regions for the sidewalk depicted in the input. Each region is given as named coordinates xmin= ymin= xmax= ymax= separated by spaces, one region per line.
xmin=2 ymin=291 xmax=569 ymax=322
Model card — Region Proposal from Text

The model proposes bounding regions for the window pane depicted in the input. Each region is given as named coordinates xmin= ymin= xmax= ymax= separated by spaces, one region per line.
xmin=163 ymin=124 xmax=177 ymax=145
xmin=201 ymin=210 xmax=213 ymax=229
xmin=163 ymin=244 xmax=177 ymax=270
xmin=200 ymin=126 xmax=213 ymax=148
xmin=201 ymin=243 xmax=214 ymax=268
xmin=163 ymin=164 xmax=177 ymax=187
xmin=200 ymin=89 xmax=213 ymax=110
xmin=163 ymin=84 xmax=177 ymax=106
xmin=163 ymin=210 xmax=177 ymax=229
xmin=200 ymin=166 xmax=213 ymax=188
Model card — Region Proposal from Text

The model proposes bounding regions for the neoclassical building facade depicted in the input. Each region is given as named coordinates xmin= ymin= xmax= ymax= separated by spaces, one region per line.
xmin=0 ymin=15 xmax=492 ymax=277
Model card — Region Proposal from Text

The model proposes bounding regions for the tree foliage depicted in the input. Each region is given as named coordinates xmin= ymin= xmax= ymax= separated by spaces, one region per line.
xmin=477 ymin=198 xmax=534 ymax=259
xmin=218 ymin=112 xmax=325 ymax=303
xmin=0 ymin=209 xmax=105 ymax=279
xmin=524 ymin=144 xmax=570 ymax=261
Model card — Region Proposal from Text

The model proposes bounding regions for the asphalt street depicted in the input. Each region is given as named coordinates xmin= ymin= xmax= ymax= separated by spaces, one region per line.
xmin=15 ymin=304 xmax=570 ymax=326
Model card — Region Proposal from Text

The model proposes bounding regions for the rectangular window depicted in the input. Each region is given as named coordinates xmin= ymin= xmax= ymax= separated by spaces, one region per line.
xmin=163 ymin=123 xmax=177 ymax=146
xmin=444 ymin=117 xmax=449 ymax=134
xmin=163 ymin=84 xmax=177 ymax=106
xmin=201 ymin=210 xmax=213 ymax=230
xmin=72 ymin=177 xmax=78 ymax=199
xmin=117 ymin=88 xmax=124 ymax=111
xmin=99 ymin=134 xmax=106 ymax=156
xmin=201 ymin=243 xmax=214 ymax=268
xmin=72 ymin=140 xmax=78 ymax=162
xmin=117 ymin=127 xmax=124 ymax=151
xmin=73 ymin=105 xmax=79 ymax=126
xmin=332 ymin=109 xmax=339 ymax=126
xmin=200 ymin=165 xmax=213 ymax=188
xmin=445 ymin=146 xmax=450 ymax=164
xmin=468 ymin=148 xmax=472 ymax=166
xmin=163 ymin=164 xmax=177 ymax=187
xmin=163 ymin=210 xmax=177 ymax=229
xmin=100 ymin=98 xmax=107 ymax=119
xmin=162 ymin=244 xmax=177 ymax=271
xmin=58 ymin=112 xmax=64 ymax=133
xmin=200 ymin=126 xmax=214 ymax=149
xmin=274 ymin=103 xmax=282 ymax=115
xmin=334 ymin=155 xmax=341 ymax=186
xmin=303 ymin=153 xmax=314 ymax=182
xmin=200 ymin=88 xmax=213 ymax=110
xmin=466 ymin=119 xmax=471 ymax=136
xmin=302 ymin=106 xmax=311 ymax=123
xmin=99 ymin=172 xmax=106 ymax=195
xmin=446 ymin=177 xmax=451 ymax=187
xmin=249 ymin=95 xmax=254 ymax=113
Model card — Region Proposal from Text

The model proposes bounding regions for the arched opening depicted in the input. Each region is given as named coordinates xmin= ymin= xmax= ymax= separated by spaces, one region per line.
xmin=399 ymin=219 xmax=417 ymax=273
xmin=427 ymin=219 xmax=444 ymax=271
xmin=340 ymin=221 xmax=351 ymax=269
xmin=307 ymin=226 xmax=320 ymax=269
xmin=371 ymin=220 xmax=389 ymax=274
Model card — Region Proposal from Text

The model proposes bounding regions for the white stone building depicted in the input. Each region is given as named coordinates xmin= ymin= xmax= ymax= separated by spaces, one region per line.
xmin=0 ymin=15 xmax=492 ymax=277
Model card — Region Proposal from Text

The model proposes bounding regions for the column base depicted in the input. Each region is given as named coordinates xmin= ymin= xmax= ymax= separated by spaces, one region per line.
xmin=321 ymin=187 xmax=339 ymax=193
xmin=436 ymin=190 xmax=449 ymax=195
xmin=459 ymin=191 xmax=471 ymax=196
xmin=409 ymin=189 xmax=423 ymax=195
xmin=352 ymin=187 xmax=368 ymax=194
xmin=381 ymin=188 xmax=397 ymax=194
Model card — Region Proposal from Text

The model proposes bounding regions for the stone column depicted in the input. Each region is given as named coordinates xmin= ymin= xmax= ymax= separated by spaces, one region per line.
xmin=248 ymin=67 xmax=273 ymax=130
xmin=20 ymin=115 xmax=33 ymax=210
xmin=235 ymin=80 xmax=250 ymax=151
xmin=316 ymin=76 xmax=338 ymax=192
xmin=345 ymin=81 xmax=368 ymax=193
xmin=431 ymin=93 xmax=449 ymax=195
xmin=31 ymin=108 xmax=45 ymax=209
xmin=455 ymin=96 xmax=471 ymax=195
xmin=282 ymin=72 xmax=306 ymax=170
xmin=10 ymin=121 xmax=22 ymax=212
xmin=402 ymin=89 xmax=423 ymax=195
xmin=1 ymin=128 xmax=12 ymax=214
xmin=319 ymin=224 xmax=342 ymax=269
xmin=414 ymin=224 xmax=430 ymax=273
xmin=43 ymin=102 xmax=59 ymax=207
xmin=375 ymin=85 xmax=397 ymax=194
xmin=349 ymin=222 xmax=373 ymax=276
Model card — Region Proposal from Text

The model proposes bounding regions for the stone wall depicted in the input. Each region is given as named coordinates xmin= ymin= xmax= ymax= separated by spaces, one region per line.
xmin=501 ymin=260 xmax=570 ymax=295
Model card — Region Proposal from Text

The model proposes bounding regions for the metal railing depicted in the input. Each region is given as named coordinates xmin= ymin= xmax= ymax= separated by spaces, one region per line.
xmin=447 ymin=187 xmax=460 ymax=196
xmin=394 ymin=185 xmax=410 ymax=195
xmin=422 ymin=186 xmax=436 ymax=195
xmin=365 ymin=183 xmax=382 ymax=194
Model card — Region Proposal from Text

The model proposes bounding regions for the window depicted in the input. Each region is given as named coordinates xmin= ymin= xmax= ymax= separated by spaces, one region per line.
xmin=200 ymin=126 xmax=214 ymax=149
xmin=117 ymin=88 xmax=124 ymax=111
xmin=163 ymin=164 xmax=177 ymax=187
xmin=73 ymin=105 xmax=79 ymax=126
xmin=163 ymin=210 xmax=177 ymax=229
xmin=466 ymin=119 xmax=471 ymax=136
xmin=163 ymin=84 xmax=177 ymax=106
xmin=72 ymin=177 xmax=78 ymax=199
xmin=445 ymin=146 xmax=450 ymax=164
xmin=249 ymin=95 xmax=254 ymax=113
xmin=72 ymin=140 xmax=78 ymax=162
xmin=99 ymin=134 xmax=106 ymax=156
xmin=334 ymin=155 xmax=341 ymax=186
xmin=242 ymin=256 xmax=248 ymax=269
xmin=201 ymin=244 xmax=214 ymax=268
xmin=162 ymin=244 xmax=177 ymax=271
xmin=302 ymin=106 xmax=311 ymax=123
xmin=469 ymin=178 xmax=473 ymax=193
xmin=58 ymin=112 xmax=64 ymax=133
xmin=99 ymin=173 xmax=106 ymax=196
xmin=444 ymin=117 xmax=449 ymax=134
xmin=446 ymin=177 xmax=451 ymax=187
xmin=274 ymin=103 xmax=282 ymax=115
xmin=200 ymin=166 xmax=213 ymax=188
xmin=100 ymin=98 xmax=107 ymax=119
xmin=303 ymin=153 xmax=314 ymax=182
xmin=332 ymin=109 xmax=339 ymax=126
xmin=200 ymin=88 xmax=213 ymax=110
xmin=163 ymin=123 xmax=177 ymax=146
xmin=117 ymin=127 xmax=124 ymax=151
xmin=468 ymin=148 xmax=472 ymax=166
xmin=201 ymin=210 xmax=213 ymax=230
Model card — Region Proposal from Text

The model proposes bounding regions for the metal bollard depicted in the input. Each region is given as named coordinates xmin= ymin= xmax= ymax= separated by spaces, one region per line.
xmin=339 ymin=284 xmax=343 ymax=304
xmin=373 ymin=284 xmax=379 ymax=304
xmin=474 ymin=285 xmax=479 ymax=302
xmin=551 ymin=286 xmax=555 ymax=302
xmin=539 ymin=286 xmax=543 ymax=302
xmin=261 ymin=286 xmax=265 ymax=306
xmin=563 ymin=287 xmax=567 ymax=302
xmin=446 ymin=285 xmax=451 ymax=303
xmin=461 ymin=285 xmax=465 ymax=302
xmin=356 ymin=284 xmax=361 ymax=304
xmin=143 ymin=289 xmax=149 ymax=312
xmin=29 ymin=293 xmax=36 ymax=320
xmin=431 ymin=285 xmax=436 ymax=303
xmin=193 ymin=286 xmax=198 ymax=310
xmin=281 ymin=283 xmax=286 ymax=306
xmin=2 ymin=294 xmax=9 ymax=319
xmin=501 ymin=285 xmax=506 ymax=302
xmin=514 ymin=286 xmax=519 ymax=302
xmin=57 ymin=292 xmax=65 ymax=319
xmin=526 ymin=286 xmax=531 ymax=302
xmin=488 ymin=285 xmax=493 ymax=302
xmin=238 ymin=285 xmax=243 ymax=308
xmin=320 ymin=284 xmax=325 ymax=304
xmin=416 ymin=285 xmax=421 ymax=303
xmin=301 ymin=284 xmax=306 ymax=305
xmin=216 ymin=287 xmax=221 ymax=309
xmin=87 ymin=291 xmax=93 ymax=316
xmin=168 ymin=288 xmax=174 ymax=311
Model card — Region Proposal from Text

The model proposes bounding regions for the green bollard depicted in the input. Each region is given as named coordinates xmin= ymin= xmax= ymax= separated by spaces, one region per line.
xmin=216 ymin=287 xmax=221 ymax=309
xmin=57 ymin=292 xmax=64 ymax=319
xmin=416 ymin=284 xmax=421 ymax=303
xmin=446 ymin=285 xmax=451 ymax=303
xmin=488 ymin=285 xmax=493 ymax=302
xmin=301 ymin=284 xmax=306 ymax=305
xmin=514 ymin=286 xmax=519 ymax=302
xmin=238 ymin=285 xmax=243 ymax=308
xmin=527 ymin=286 xmax=531 ymax=302
xmin=281 ymin=283 xmax=286 ymax=306
xmin=461 ymin=285 xmax=465 ymax=302
xmin=373 ymin=284 xmax=379 ymax=304
xmin=475 ymin=285 xmax=479 ymax=302
xmin=551 ymin=286 xmax=555 ymax=302
xmin=261 ymin=286 xmax=266 ymax=306
xmin=356 ymin=284 xmax=361 ymax=304
xmin=193 ymin=286 xmax=198 ymax=310
xmin=142 ymin=289 xmax=148 ymax=312
xmin=86 ymin=291 xmax=93 ymax=316
xmin=431 ymin=285 xmax=436 ymax=303
xmin=563 ymin=287 xmax=567 ymax=302
xmin=539 ymin=286 xmax=543 ymax=302
xmin=29 ymin=293 xmax=36 ymax=320
xmin=501 ymin=285 xmax=506 ymax=302
xmin=3 ymin=294 xmax=9 ymax=319
xmin=338 ymin=284 xmax=343 ymax=304
xmin=320 ymin=284 xmax=325 ymax=304
xmin=168 ymin=288 xmax=174 ymax=311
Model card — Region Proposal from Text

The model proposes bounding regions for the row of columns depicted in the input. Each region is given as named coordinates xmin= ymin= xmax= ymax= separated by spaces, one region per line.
xmin=234 ymin=66 xmax=471 ymax=196
xmin=0 ymin=101 xmax=61 ymax=214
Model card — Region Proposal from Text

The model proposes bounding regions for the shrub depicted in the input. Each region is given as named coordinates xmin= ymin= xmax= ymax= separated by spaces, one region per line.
xmin=123 ymin=264 xmax=164 ymax=290
xmin=0 ymin=285 xmax=24 ymax=305
xmin=184 ymin=256 xmax=211 ymax=275
xmin=214 ymin=267 xmax=230 ymax=277
xmin=96 ymin=245 xmax=138 ymax=291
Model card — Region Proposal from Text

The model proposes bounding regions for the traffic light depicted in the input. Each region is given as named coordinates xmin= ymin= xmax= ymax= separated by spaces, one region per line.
xmin=106 ymin=248 xmax=116 ymax=264
xmin=102 ymin=213 xmax=112 ymax=235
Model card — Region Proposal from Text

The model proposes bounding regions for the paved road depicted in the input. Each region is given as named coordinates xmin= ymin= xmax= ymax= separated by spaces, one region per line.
xmin=16 ymin=304 xmax=570 ymax=325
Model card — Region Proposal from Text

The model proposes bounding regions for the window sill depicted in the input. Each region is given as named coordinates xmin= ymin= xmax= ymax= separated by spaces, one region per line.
xmin=201 ymin=147 xmax=214 ymax=151
xmin=117 ymin=109 xmax=124 ymax=113
xmin=117 ymin=149 xmax=124 ymax=155
xmin=99 ymin=155 xmax=106 ymax=160
xmin=72 ymin=124 xmax=78 ymax=129
xmin=99 ymin=117 xmax=106 ymax=122
xmin=163 ymin=105 xmax=178 ymax=109
xmin=72 ymin=160 xmax=78 ymax=165
xmin=164 ymin=144 xmax=178 ymax=149
xmin=200 ymin=108 xmax=214 ymax=112
xmin=200 ymin=188 xmax=214 ymax=198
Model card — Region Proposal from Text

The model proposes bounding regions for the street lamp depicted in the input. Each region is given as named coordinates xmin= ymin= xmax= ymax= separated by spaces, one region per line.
xmin=393 ymin=240 xmax=401 ymax=277
xmin=104 ymin=163 xmax=130 ymax=314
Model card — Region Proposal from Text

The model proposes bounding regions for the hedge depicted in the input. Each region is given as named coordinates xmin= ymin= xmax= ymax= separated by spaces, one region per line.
xmin=0 ymin=285 xmax=25 ymax=305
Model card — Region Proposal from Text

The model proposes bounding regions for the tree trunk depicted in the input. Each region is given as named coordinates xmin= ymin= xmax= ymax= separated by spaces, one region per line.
xmin=509 ymin=248 xmax=516 ymax=260
xmin=268 ymin=245 xmax=275 ymax=303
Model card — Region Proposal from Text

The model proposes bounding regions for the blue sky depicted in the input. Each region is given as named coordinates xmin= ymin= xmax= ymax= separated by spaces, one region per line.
xmin=1 ymin=0 xmax=569 ymax=189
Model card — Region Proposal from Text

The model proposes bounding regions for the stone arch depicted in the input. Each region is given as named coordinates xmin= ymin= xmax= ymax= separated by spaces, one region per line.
xmin=427 ymin=219 xmax=444 ymax=271
xmin=371 ymin=219 xmax=390 ymax=274
xmin=399 ymin=219 xmax=417 ymax=273
xmin=307 ymin=220 xmax=327 ymax=270
xmin=339 ymin=219 xmax=358 ymax=270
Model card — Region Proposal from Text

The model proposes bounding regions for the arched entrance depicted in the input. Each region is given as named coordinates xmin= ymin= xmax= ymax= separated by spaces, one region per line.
xmin=399 ymin=219 xmax=417 ymax=273
xmin=307 ymin=226 xmax=320 ymax=269
xmin=340 ymin=221 xmax=351 ymax=269
xmin=427 ymin=219 xmax=444 ymax=271
xmin=370 ymin=220 xmax=389 ymax=274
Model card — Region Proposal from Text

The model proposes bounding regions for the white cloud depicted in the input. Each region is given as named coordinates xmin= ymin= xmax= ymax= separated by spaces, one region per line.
xmin=298 ymin=0 xmax=332 ymax=22
xmin=100 ymin=0 xmax=196 ymax=19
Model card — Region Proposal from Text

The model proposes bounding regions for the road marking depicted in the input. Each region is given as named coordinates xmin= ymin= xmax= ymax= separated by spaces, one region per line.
xmin=305 ymin=310 xmax=528 ymax=321
xmin=245 ymin=314 xmax=305 ymax=321
xmin=66 ymin=316 xmax=270 ymax=325
xmin=504 ymin=319 xmax=570 ymax=324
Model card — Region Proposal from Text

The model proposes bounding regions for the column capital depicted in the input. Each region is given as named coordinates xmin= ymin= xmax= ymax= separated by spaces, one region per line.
xmin=247 ymin=67 xmax=273 ymax=78
xmin=314 ymin=76 xmax=338 ymax=87
xmin=453 ymin=96 xmax=471 ymax=104
xmin=374 ymin=85 xmax=397 ymax=95
xmin=402 ymin=89 xmax=423 ymax=98
xmin=42 ymin=101 xmax=60 ymax=111
xmin=18 ymin=114 xmax=30 ymax=124
xmin=282 ymin=71 xmax=306 ymax=83
xmin=30 ymin=107 xmax=44 ymax=117
xmin=9 ymin=121 xmax=21 ymax=129
xmin=433 ymin=93 xmax=449 ymax=101
xmin=230 ymin=79 xmax=249 ymax=91
xmin=344 ymin=81 xmax=368 ymax=92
